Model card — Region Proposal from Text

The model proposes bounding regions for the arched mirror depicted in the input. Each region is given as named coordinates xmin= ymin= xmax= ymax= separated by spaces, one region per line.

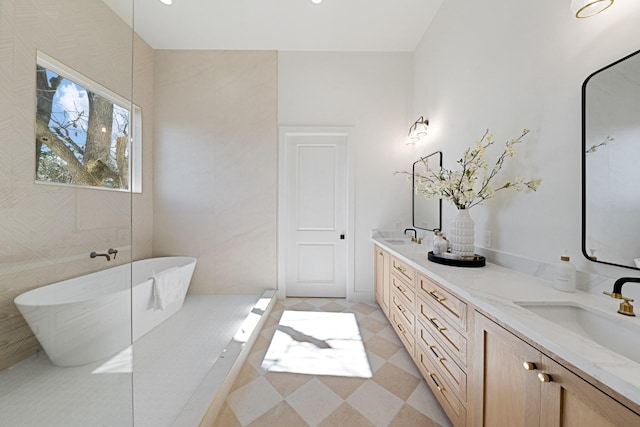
xmin=582 ymin=48 xmax=640 ymax=270
xmin=412 ymin=151 xmax=442 ymax=231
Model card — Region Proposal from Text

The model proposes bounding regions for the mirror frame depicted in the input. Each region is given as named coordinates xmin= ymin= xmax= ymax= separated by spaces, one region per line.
xmin=581 ymin=48 xmax=640 ymax=271
xmin=412 ymin=151 xmax=442 ymax=231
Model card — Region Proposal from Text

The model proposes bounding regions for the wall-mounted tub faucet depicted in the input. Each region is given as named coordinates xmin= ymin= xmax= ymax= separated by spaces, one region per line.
xmin=90 ymin=251 xmax=111 ymax=261
xmin=603 ymin=277 xmax=640 ymax=316
xmin=108 ymin=248 xmax=118 ymax=260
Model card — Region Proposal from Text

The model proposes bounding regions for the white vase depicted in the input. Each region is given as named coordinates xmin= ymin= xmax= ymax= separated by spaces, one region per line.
xmin=450 ymin=208 xmax=475 ymax=257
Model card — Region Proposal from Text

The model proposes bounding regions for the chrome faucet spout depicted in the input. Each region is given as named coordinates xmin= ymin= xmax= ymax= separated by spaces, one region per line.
xmin=90 ymin=251 xmax=111 ymax=261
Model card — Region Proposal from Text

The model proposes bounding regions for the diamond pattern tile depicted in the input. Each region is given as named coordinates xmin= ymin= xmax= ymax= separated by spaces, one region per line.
xmin=265 ymin=371 xmax=313 ymax=397
xmin=365 ymin=335 xmax=402 ymax=360
xmin=372 ymin=362 xmax=421 ymax=400
xmin=227 ymin=377 xmax=283 ymax=426
xmin=346 ymin=381 xmax=404 ymax=426
xmin=213 ymin=298 xmax=452 ymax=427
xmin=286 ymin=378 xmax=343 ymax=426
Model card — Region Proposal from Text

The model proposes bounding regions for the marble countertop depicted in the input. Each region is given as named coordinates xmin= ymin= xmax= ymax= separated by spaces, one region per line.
xmin=371 ymin=233 xmax=640 ymax=408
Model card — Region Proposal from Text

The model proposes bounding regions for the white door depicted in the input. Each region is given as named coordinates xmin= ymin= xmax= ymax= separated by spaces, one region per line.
xmin=283 ymin=131 xmax=348 ymax=297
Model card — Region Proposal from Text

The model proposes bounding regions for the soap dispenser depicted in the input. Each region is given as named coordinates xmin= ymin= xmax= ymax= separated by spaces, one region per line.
xmin=554 ymin=249 xmax=576 ymax=293
xmin=432 ymin=230 xmax=443 ymax=255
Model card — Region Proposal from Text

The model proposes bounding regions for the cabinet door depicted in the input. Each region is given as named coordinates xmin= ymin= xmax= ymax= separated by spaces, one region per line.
xmin=540 ymin=355 xmax=640 ymax=427
xmin=374 ymin=247 xmax=390 ymax=315
xmin=472 ymin=314 xmax=541 ymax=427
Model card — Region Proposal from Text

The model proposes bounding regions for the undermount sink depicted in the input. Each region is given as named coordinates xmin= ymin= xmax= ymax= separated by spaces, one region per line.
xmin=384 ymin=238 xmax=412 ymax=245
xmin=515 ymin=302 xmax=640 ymax=364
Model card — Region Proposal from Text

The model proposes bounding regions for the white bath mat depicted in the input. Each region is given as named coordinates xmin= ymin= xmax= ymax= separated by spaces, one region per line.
xmin=261 ymin=310 xmax=372 ymax=378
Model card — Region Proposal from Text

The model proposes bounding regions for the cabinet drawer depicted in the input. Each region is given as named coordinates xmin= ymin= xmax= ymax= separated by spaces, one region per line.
xmin=417 ymin=322 xmax=467 ymax=401
xmin=390 ymin=274 xmax=416 ymax=307
xmin=416 ymin=344 xmax=466 ymax=427
xmin=391 ymin=256 xmax=415 ymax=287
xmin=417 ymin=272 xmax=467 ymax=332
xmin=390 ymin=305 xmax=415 ymax=357
xmin=418 ymin=296 xmax=468 ymax=367
xmin=391 ymin=290 xmax=415 ymax=333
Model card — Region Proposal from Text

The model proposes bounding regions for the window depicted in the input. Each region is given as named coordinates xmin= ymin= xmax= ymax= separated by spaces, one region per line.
xmin=35 ymin=51 xmax=141 ymax=192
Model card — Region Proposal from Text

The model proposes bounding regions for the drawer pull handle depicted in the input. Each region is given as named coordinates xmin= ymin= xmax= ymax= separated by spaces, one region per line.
xmin=428 ymin=290 xmax=446 ymax=303
xmin=397 ymin=304 xmax=406 ymax=313
xmin=523 ymin=362 xmax=537 ymax=371
xmin=538 ymin=373 xmax=552 ymax=383
xmin=429 ymin=372 xmax=444 ymax=392
xmin=428 ymin=317 xmax=447 ymax=332
xmin=396 ymin=266 xmax=407 ymax=273
xmin=397 ymin=323 xmax=406 ymax=334
xmin=393 ymin=280 xmax=407 ymax=294
xmin=429 ymin=345 xmax=445 ymax=361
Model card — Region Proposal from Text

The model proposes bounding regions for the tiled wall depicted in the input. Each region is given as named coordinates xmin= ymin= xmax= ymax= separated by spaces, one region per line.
xmin=153 ymin=50 xmax=278 ymax=295
xmin=0 ymin=0 xmax=154 ymax=370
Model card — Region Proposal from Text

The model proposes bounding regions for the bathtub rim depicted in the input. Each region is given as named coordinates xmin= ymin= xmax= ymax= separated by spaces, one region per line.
xmin=14 ymin=256 xmax=197 ymax=308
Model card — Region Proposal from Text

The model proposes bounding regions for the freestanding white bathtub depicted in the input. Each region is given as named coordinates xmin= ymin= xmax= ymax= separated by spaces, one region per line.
xmin=14 ymin=257 xmax=197 ymax=367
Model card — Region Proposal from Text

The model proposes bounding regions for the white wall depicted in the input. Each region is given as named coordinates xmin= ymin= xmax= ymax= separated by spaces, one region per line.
xmin=278 ymin=52 xmax=415 ymax=300
xmin=153 ymin=50 xmax=278 ymax=295
xmin=412 ymin=0 xmax=640 ymax=282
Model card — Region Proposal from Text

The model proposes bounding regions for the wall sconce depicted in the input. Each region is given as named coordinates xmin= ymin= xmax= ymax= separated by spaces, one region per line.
xmin=406 ymin=116 xmax=429 ymax=145
xmin=570 ymin=0 xmax=614 ymax=18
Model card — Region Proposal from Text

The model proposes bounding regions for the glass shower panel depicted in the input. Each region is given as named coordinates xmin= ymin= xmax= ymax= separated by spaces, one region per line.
xmin=0 ymin=0 xmax=134 ymax=425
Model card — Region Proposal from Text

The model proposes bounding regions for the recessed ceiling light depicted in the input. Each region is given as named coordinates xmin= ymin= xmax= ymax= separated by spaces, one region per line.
xmin=160 ymin=0 xmax=172 ymax=5
xmin=311 ymin=0 xmax=322 ymax=4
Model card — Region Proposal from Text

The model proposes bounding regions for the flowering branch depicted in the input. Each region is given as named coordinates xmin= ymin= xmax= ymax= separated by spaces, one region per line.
xmin=585 ymin=135 xmax=614 ymax=154
xmin=396 ymin=129 xmax=541 ymax=209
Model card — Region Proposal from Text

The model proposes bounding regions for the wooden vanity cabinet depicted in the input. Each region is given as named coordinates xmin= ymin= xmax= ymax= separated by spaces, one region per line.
xmin=373 ymin=245 xmax=640 ymax=427
xmin=389 ymin=255 xmax=417 ymax=355
xmin=374 ymin=246 xmax=390 ymax=316
xmin=473 ymin=312 xmax=640 ymax=427
xmin=415 ymin=272 xmax=469 ymax=427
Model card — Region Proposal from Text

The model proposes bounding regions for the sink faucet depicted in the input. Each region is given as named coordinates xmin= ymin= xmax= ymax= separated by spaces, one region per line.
xmin=404 ymin=228 xmax=418 ymax=242
xmin=603 ymin=277 xmax=640 ymax=316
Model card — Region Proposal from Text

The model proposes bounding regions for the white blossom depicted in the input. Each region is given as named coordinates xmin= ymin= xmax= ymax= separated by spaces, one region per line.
xmin=400 ymin=129 xmax=541 ymax=209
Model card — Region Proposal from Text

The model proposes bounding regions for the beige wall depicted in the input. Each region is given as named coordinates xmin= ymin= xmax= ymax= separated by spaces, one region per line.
xmin=153 ymin=50 xmax=278 ymax=295
xmin=0 ymin=0 xmax=154 ymax=370
xmin=132 ymin=33 xmax=155 ymax=261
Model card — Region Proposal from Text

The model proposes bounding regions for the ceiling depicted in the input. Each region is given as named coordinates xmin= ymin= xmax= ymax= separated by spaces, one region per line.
xmin=103 ymin=0 xmax=444 ymax=52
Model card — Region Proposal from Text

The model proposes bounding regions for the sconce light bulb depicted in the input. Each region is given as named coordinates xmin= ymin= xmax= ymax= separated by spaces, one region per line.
xmin=406 ymin=116 xmax=429 ymax=144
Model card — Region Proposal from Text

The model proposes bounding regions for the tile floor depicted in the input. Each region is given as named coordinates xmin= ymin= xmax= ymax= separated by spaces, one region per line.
xmin=213 ymin=298 xmax=452 ymax=427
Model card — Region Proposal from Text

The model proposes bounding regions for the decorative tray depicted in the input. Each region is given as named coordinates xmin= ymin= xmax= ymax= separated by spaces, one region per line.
xmin=427 ymin=251 xmax=486 ymax=268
